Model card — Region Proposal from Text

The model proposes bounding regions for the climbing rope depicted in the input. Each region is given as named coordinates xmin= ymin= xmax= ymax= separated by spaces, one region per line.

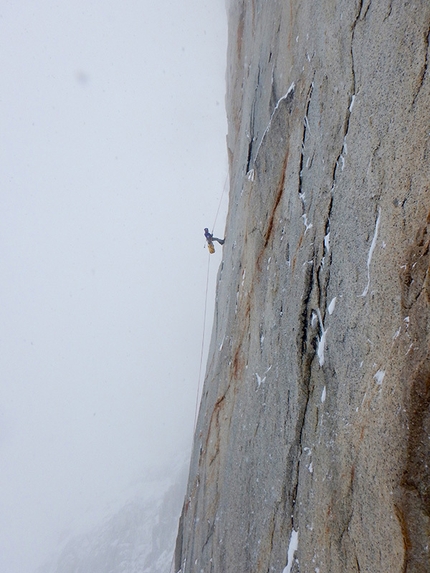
xmin=194 ymin=252 xmax=211 ymax=430
xmin=194 ymin=175 xmax=228 ymax=430
xmin=171 ymin=178 xmax=229 ymax=573
xmin=211 ymin=174 xmax=228 ymax=234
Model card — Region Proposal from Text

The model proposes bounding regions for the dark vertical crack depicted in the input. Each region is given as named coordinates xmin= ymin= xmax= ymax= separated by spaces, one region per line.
xmin=298 ymin=82 xmax=314 ymax=202
xmin=359 ymin=0 xmax=371 ymax=20
xmin=316 ymin=195 xmax=334 ymax=313
xmin=246 ymin=65 xmax=261 ymax=172
xmin=298 ymin=257 xmax=315 ymax=360
xmin=265 ymin=514 xmax=277 ymax=573
xmin=332 ymin=4 xmax=362 ymax=189
xmin=355 ymin=554 xmax=362 ymax=573
xmin=383 ymin=1 xmax=393 ymax=22
xmin=246 ymin=138 xmax=254 ymax=173
xmin=246 ymin=98 xmax=257 ymax=172
xmin=289 ymin=242 xmax=319 ymax=539
xmin=412 ymin=27 xmax=430 ymax=108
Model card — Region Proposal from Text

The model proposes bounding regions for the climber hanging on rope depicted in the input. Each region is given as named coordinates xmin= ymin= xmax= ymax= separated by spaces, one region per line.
xmin=204 ymin=228 xmax=225 ymax=254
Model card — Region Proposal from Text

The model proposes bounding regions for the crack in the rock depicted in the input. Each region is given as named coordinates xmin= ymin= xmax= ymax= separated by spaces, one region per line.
xmin=383 ymin=1 xmax=393 ymax=22
xmin=301 ymin=84 xmax=314 ymax=158
xmin=412 ymin=27 xmax=430 ymax=108
xmin=298 ymin=253 xmax=316 ymax=361
xmin=287 ymin=83 xmax=337 ymax=538
xmin=331 ymin=5 xmax=362 ymax=190
xmin=289 ymin=379 xmax=313 ymax=542
xmin=355 ymin=554 xmax=362 ymax=573
xmin=245 ymin=138 xmax=254 ymax=174
xmin=315 ymin=196 xmax=334 ymax=317
xmin=253 ymin=82 xmax=295 ymax=166
xmin=265 ymin=513 xmax=277 ymax=573
xmin=298 ymin=82 xmax=314 ymax=203
xmin=246 ymin=86 xmax=259 ymax=173
xmin=245 ymin=64 xmax=263 ymax=173
xmin=289 ymin=75 xmax=328 ymax=519
xmin=359 ymin=0 xmax=371 ymax=20
xmin=202 ymin=519 xmax=216 ymax=550
xmin=289 ymin=242 xmax=320 ymax=537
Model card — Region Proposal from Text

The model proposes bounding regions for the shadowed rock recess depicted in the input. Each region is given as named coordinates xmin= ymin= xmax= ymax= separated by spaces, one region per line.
xmin=175 ymin=1 xmax=430 ymax=572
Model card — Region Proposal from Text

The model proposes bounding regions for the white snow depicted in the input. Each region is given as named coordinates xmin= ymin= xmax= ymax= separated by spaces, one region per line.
xmin=317 ymin=330 xmax=328 ymax=366
xmin=321 ymin=386 xmax=326 ymax=403
xmin=349 ymin=94 xmax=356 ymax=112
xmin=324 ymin=232 xmax=330 ymax=254
xmin=302 ymin=213 xmax=313 ymax=233
xmin=283 ymin=529 xmax=299 ymax=573
xmin=255 ymin=83 xmax=296 ymax=161
xmin=286 ymin=82 xmax=295 ymax=96
xmin=311 ymin=311 xmax=318 ymax=328
xmin=337 ymin=136 xmax=349 ymax=171
xmin=256 ymin=373 xmax=266 ymax=387
xmin=374 ymin=370 xmax=385 ymax=385
xmin=360 ymin=207 xmax=381 ymax=297
xmin=265 ymin=84 xmax=295 ymax=133
xmin=241 ymin=268 xmax=247 ymax=286
xmin=328 ymin=297 xmax=337 ymax=315
xmin=316 ymin=308 xmax=328 ymax=367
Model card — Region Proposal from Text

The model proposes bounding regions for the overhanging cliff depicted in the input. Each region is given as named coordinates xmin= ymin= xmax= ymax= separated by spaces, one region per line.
xmin=176 ymin=1 xmax=430 ymax=572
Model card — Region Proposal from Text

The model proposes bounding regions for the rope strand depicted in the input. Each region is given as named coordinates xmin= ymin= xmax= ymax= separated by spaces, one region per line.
xmin=211 ymin=175 xmax=228 ymax=233
xmin=195 ymin=174 xmax=228 ymax=427
xmin=173 ymin=181 xmax=228 ymax=573
xmin=194 ymin=252 xmax=211 ymax=430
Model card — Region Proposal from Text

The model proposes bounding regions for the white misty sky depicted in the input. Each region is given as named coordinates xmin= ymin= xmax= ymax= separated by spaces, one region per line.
xmin=0 ymin=1 xmax=228 ymax=571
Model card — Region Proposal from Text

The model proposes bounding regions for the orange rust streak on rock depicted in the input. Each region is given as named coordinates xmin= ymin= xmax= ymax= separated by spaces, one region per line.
xmin=264 ymin=149 xmax=289 ymax=249
xmin=291 ymin=232 xmax=304 ymax=274
xmin=394 ymin=504 xmax=412 ymax=553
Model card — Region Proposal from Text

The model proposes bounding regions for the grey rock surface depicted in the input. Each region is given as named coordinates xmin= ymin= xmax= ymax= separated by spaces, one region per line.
xmin=176 ymin=1 xmax=430 ymax=572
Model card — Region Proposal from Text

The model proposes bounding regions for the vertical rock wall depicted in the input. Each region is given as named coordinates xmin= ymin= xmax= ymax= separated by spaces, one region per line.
xmin=176 ymin=1 xmax=430 ymax=572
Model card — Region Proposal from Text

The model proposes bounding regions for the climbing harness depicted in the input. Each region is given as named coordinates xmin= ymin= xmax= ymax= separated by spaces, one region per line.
xmin=203 ymin=175 xmax=228 ymax=253
xmin=204 ymin=229 xmax=224 ymax=254
xmin=194 ymin=176 xmax=228 ymax=427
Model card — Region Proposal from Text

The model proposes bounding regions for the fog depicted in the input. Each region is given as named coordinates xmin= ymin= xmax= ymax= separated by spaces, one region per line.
xmin=0 ymin=1 xmax=227 ymax=571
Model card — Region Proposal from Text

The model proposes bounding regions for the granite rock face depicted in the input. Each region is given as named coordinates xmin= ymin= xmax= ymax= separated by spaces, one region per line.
xmin=176 ymin=1 xmax=430 ymax=572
